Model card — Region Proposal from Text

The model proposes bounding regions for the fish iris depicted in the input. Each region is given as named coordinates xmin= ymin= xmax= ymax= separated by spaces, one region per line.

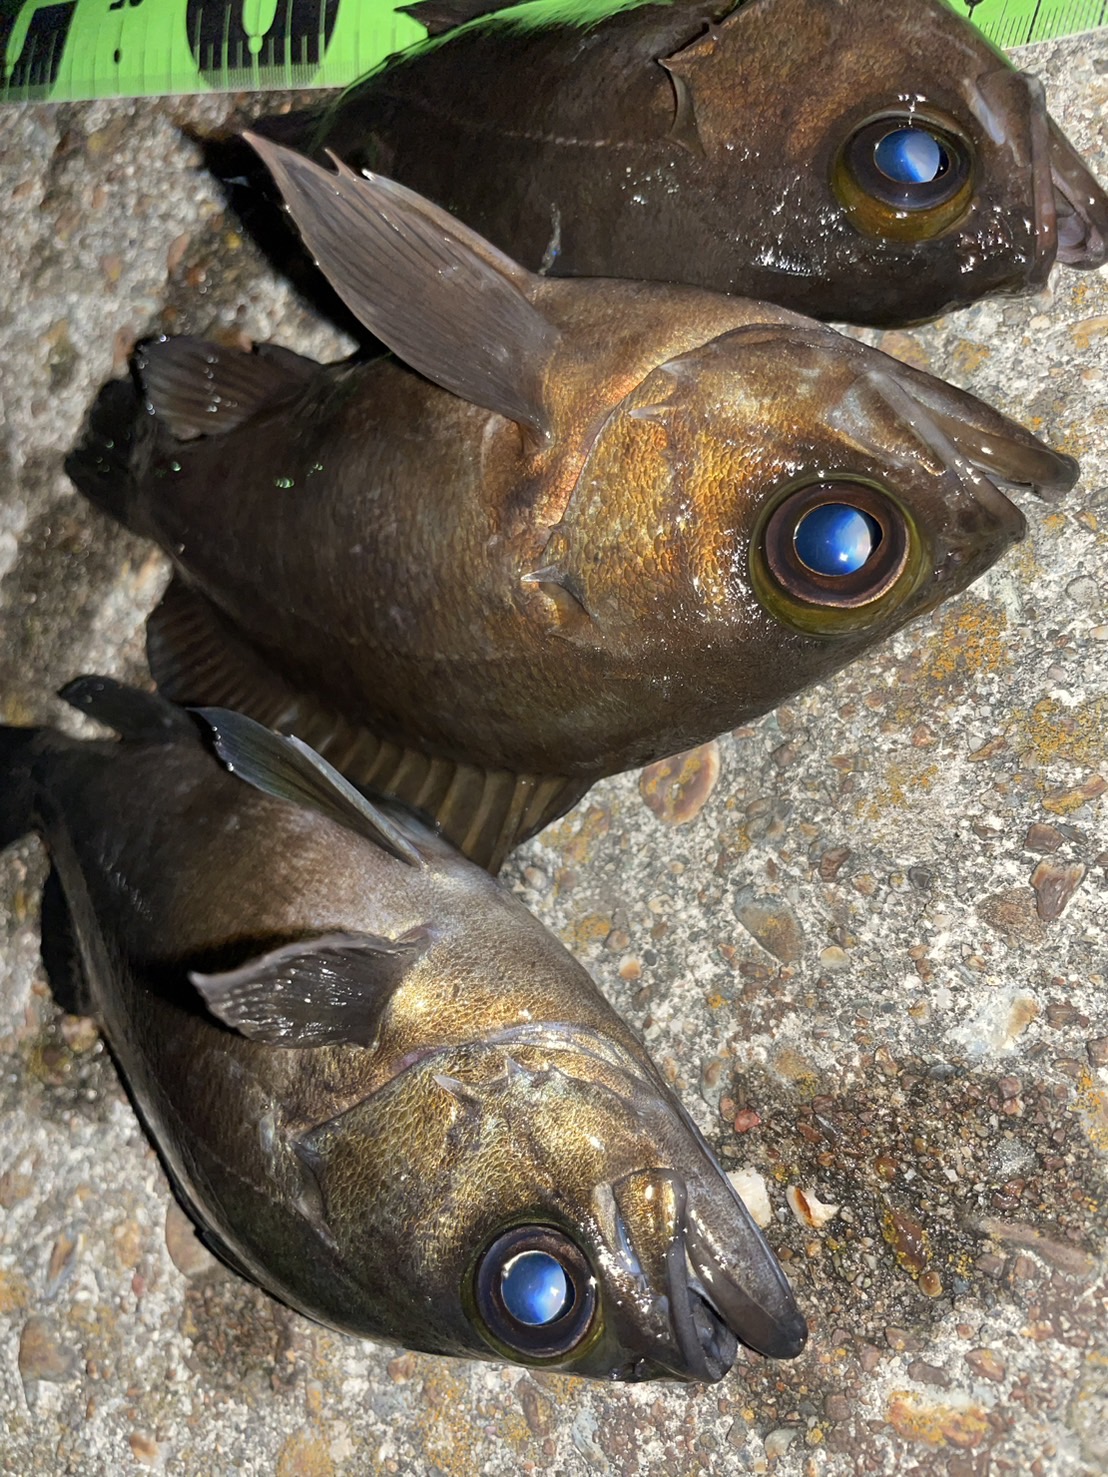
xmin=794 ymin=505 xmax=882 ymax=576
xmin=501 ymin=1250 xmax=572 ymax=1326
xmin=874 ymin=128 xmax=945 ymax=185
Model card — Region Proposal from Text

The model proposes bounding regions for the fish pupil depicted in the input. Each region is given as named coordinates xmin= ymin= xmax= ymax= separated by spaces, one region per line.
xmin=794 ymin=504 xmax=882 ymax=576
xmin=873 ymin=128 xmax=946 ymax=186
xmin=500 ymin=1250 xmax=572 ymax=1326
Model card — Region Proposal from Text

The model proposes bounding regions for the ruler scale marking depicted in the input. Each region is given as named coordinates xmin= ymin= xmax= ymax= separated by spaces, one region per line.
xmin=1 ymin=0 xmax=1105 ymax=104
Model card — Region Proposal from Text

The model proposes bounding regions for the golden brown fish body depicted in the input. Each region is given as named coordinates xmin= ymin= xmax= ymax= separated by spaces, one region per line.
xmin=251 ymin=0 xmax=1108 ymax=325
xmin=0 ymin=679 xmax=806 ymax=1380
xmin=68 ymin=143 xmax=1077 ymax=868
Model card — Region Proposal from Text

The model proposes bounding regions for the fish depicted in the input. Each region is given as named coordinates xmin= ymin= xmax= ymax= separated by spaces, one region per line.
xmin=245 ymin=0 xmax=1108 ymax=326
xmin=66 ymin=139 xmax=1078 ymax=872
xmin=0 ymin=675 xmax=808 ymax=1381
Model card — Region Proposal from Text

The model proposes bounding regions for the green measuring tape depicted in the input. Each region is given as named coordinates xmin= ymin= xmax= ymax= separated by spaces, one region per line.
xmin=0 ymin=0 xmax=1104 ymax=105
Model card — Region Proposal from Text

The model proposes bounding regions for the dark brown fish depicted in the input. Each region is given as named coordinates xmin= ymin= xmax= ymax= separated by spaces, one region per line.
xmin=0 ymin=677 xmax=807 ymax=1380
xmin=67 ymin=140 xmax=1077 ymax=870
xmin=250 ymin=0 xmax=1108 ymax=325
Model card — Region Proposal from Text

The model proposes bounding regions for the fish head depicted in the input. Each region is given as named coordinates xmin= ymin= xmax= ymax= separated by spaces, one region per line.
xmin=295 ymin=1032 xmax=805 ymax=1380
xmin=670 ymin=0 xmax=1108 ymax=320
xmin=541 ymin=319 xmax=1076 ymax=743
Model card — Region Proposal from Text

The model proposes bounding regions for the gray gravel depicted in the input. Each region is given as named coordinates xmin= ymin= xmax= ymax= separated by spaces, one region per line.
xmin=1 ymin=33 xmax=1106 ymax=1476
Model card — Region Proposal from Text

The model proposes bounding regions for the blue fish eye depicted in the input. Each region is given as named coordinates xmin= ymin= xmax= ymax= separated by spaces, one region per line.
xmin=794 ymin=504 xmax=882 ymax=577
xmin=873 ymin=127 xmax=945 ymax=185
xmin=501 ymin=1250 xmax=573 ymax=1326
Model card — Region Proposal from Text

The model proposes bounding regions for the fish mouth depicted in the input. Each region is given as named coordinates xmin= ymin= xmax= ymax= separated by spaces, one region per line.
xmin=1048 ymin=117 xmax=1108 ymax=269
xmin=755 ymin=320 xmax=1079 ymax=510
xmin=611 ymin=1169 xmax=806 ymax=1383
xmin=863 ymin=352 xmax=1079 ymax=510
xmin=974 ymin=68 xmax=1107 ymax=278
xmin=682 ymin=1202 xmax=808 ymax=1366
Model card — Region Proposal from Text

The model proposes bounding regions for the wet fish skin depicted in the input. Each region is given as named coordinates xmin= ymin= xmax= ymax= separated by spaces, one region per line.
xmin=252 ymin=0 xmax=1108 ymax=326
xmin=67 ymin=141 xmax=1077 ymax=870
xmin=0 ymin=678 xmax=807 ymax=1380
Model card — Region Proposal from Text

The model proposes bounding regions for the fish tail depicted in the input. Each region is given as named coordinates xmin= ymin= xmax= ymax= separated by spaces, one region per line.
xmin=0 ymin=724 xmax=46 ymax=852
xmin=64 ymin=375 xmax=157 ymax=530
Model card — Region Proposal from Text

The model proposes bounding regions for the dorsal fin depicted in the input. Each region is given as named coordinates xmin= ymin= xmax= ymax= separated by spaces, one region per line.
xmin=136 ymin=336 xmax=317 ymax=439
xmin=398 ymin=0 xmax=508 ymax=36
xmin=193 ymin=707 xmax=426 ymax=869
xmin=245 ymin=133 xmax=559 ymax=440
xmin=59 ymin=676 xmax=196 ymax=743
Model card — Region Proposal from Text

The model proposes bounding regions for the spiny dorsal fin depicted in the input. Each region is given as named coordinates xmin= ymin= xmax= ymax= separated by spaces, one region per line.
xmin=59 ymin=676 xmax=196 ymax=743
xmin=397 ymin=0 xmax=507 ymax=35
xmin=136 ymin=336 xmax=318 ymax=440
xmin=191 ymin=928 xmax=429 ymax=1047
xmin=193 ymin=707 xmax=426 ymax=868
xmin=245 ymin=133 xmax=559 ymax=440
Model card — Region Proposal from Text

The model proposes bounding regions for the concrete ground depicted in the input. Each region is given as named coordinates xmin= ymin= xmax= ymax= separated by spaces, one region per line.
xmin=0 ymin=30 xmax=1106 ymax=1477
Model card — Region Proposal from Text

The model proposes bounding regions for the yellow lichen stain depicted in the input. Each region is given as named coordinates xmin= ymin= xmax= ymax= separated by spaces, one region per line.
xmin=111 ymin=1219 xmax=143 ymax=1271
xmin=0 ymin=1269 xmax=29 ymax=1314
xmin=564 ymin=912 xmax=613 ymax=951
xmin=949 ymin=341 xmax=991 ymax=375
xmin=772 ymin=1047 xmax=821 ymax=1094
xmin=885 ymin=1393 xmax=991 ymax=1449
xmin=716 ymin=821 xmax=753 ymax=862
xmin=1041 ymin=774 xmax=1107 ymax=816
xmin=1070 ymin=314 xmax=1108 ymax=351
xmin=864 ymin=762 xmax=938 ymax=821
xmin=639 ymin=740 xmax=721 ymax=825
xmin=550 ymin=805 xmax=611 ymax=865
xmin=875 ymin=331 xmax=933 ymax=372
xmin=921 ymin=600 xmax=1008 ymax=685
xmin=1004 ymin=995 xmax=1040 ymax=1045
xmin=0 ymin=695 xmax=36 ymax=725
xmin=1007 ymin=537 xmax=1044 ymax=586
xmin=1009 ymin=696 xmax=1108 ymax=769
xmin=1054 ymin=420 xmax=1095 ymax=460
xmin=1074 ymin=1069 xmax=1108 ymax=1154
xmin=275 ymin=1428 xmax=334 ymax=1477
xmin=414 ymin=1363 xmax=542 ymax=1475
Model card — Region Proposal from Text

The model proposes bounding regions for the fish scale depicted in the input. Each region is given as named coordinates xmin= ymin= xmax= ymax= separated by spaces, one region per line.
xmin=66 ymin=139 xmax=1078 ymax=871
xmin=235 ymin=0 xmax=1107 ymax=326
xmin=0 ymin=678 xmax=808 ymax=1379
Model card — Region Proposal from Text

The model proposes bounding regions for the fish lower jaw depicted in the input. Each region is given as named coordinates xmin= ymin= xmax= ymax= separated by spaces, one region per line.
xmin=1049 ymin=126 xmax=1108 ymax=270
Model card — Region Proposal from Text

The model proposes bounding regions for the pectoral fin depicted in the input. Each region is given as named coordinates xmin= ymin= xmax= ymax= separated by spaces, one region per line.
xmin=191 ymin=929 xmax=429 ymax=1046
xmin=245 ymin=133 xmax=559 ymax=439
xmin=194 ymin=706 xmax=427 ymax=869
xmin=658 ymin=55 xmax=706 ymax=158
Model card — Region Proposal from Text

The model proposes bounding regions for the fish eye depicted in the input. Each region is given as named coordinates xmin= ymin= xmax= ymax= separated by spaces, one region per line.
xmin=472 ymin=1225 xmax=598 ymax=1361
xmin=793 ymin=503 xmax=883 ymax=577
xmin=873 ymin=128 xmax=946 ymax=187
xmin=834 ymin=113 xmax=974 ymax=240
xmin=752 ymin=480 xmax=927 ymax=635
